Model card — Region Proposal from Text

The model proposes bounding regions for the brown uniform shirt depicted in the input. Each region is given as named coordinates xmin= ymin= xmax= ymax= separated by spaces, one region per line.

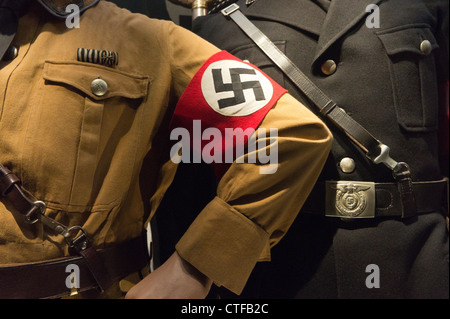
xmin=0 ymin=0 xmax=332 ymax=294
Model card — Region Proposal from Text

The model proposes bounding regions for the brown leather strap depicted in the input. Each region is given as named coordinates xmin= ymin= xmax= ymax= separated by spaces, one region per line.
xmin=0 ymin=164 xmax=40 ymax=222
xmin=0 ymin=235 xmax=149 ymax=299
xmin=0 ymin=163 xmax=19 ymax=195
xmin=78 ymin=245 xmax=113 ymax=293
xmin=0 ymin=164 xmax=142 ymax=296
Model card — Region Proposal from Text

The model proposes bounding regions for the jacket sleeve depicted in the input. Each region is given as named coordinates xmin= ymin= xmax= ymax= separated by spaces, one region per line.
xmin=165 ymin=22 xmax=333 ymax=295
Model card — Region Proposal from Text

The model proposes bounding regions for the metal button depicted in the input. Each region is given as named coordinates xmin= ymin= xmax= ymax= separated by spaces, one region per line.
xmin=2 ymin=45 xmax=18 ymax=61
xmin=321 ymin=60 xmax=337 ymax=75
xmin=339 ymin=157 xmax=356 ymax=174
xmin=420 ymin=40 xmax=432 ymax=56
xmin=91 ymin=78 xmax=108 ymax=97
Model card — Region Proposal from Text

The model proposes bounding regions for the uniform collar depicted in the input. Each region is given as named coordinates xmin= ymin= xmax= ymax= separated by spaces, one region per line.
xmin=312 ymin=0 xmax=382 ymax=64
xmin=36 ymin=0 xmax=99 ymax=18
xmin=243 ymin=0 xmax=383 ymax=65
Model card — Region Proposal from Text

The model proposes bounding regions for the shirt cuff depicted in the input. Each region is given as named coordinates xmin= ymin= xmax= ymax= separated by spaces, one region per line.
xmin=175 ymin=196 xmax=269 ymax=295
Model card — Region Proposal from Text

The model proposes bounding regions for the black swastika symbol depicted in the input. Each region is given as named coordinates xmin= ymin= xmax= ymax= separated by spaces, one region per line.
xmin=212 ymin=68 xmax=266 ymax=109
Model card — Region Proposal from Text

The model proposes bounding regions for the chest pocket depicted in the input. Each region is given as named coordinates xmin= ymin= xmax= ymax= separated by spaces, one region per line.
xmin=376 ymin=24 xmax=440 ymax=132
xmin=22 ymin=61 xmax=149 ymax=212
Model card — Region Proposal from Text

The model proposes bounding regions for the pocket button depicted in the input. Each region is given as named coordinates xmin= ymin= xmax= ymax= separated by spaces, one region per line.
xmin=91 ymin=78 xmax=109 ymax=97
xmin=2 ymin=45 xmax=18 ymax=61
xmin=321 ymin=59 xmax=337 ymax=75
xmin=420 ymin=40 xmax=432 ymax=56
xmin=339 ymin=157 xmax=356 ymax=174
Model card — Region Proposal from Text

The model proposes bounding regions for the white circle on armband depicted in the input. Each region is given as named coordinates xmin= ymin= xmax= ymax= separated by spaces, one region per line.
xmin=201 ymin=60 xmax=274 ymax=116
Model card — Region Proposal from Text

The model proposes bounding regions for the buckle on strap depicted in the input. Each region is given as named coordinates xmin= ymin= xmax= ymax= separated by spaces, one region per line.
xmin=368 ymin=145 xmax=417 ymax=218
xmin=221 ymin=3 xmax=240 ymax=16
xmin=325 ymin=181 xmax=376 ymax=218
xmin=369 ymin=143 xmax=399 ymax=171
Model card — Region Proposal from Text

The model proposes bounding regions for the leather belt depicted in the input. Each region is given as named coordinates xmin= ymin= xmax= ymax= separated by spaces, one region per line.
xmin=0 ymin=235 xmax=149 ymax=299
xmin=323 ymin=179 xmax=448 ymax=219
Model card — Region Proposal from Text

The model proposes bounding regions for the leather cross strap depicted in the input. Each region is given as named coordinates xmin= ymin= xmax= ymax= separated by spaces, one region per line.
xmin=0 ymin=163 xmax=149 ymax=296
xmin=0 ymin=164 xmax=44 ymax=223
xmin=0 ymin=164 xmax=87 ymax=237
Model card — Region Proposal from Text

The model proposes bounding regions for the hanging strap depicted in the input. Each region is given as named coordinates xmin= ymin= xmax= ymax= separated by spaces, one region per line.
xmin=0 ymin=163 xmax=113 ymax=292
xmin=221 ymin=4 xmax=417 ymax=217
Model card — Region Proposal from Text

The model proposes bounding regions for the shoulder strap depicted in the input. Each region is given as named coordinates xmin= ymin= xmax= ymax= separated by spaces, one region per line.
xmin=221 ymin=4 xmax=417 ymax=217
xmin=222 ymin=4 xmax=397 ymax=170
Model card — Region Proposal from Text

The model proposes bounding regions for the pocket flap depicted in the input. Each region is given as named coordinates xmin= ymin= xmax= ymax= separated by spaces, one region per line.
xmin=376 ymin=24 xmax=439 ymax=56
xmin=43 ymin=61 xmax=150 ymax=100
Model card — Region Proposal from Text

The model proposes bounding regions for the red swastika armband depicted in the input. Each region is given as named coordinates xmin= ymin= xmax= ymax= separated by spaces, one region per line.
xmin=169 ymin=51 xmax=287 ymax=178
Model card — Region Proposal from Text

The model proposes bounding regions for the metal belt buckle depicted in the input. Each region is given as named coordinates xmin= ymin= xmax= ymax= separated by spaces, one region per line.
xmin=325 ymin=181 xmax=376 ymax=218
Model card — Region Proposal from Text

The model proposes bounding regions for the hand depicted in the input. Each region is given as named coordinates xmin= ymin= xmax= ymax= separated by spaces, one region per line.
xmin=125 ymin=251 xmax=212 ymax=299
